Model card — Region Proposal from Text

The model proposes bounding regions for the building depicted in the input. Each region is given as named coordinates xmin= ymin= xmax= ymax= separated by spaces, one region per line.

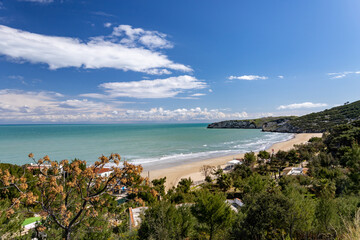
xmin=225 ymin=159 xmax=242 ymax=170
xmin=282 ymin=167 xmax=308 ymax=176
xmin=129 ymin=207 xmax=148 ymax=230
xmin=226 ymin=198 xmax=244 ymax=213
xmin=94 ymin=168 xmax=113 ymax=177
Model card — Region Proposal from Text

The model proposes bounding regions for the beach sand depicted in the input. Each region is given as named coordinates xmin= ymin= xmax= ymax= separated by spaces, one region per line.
xmin=144 ymin=133 xmax=322 ymax=190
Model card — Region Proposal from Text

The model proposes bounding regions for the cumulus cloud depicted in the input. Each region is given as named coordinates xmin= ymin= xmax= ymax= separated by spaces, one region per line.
xmin=328 ymin=71 xmax=360 ymax=79
xmin=83 ymin=75 xmax=207 ymax=99
xmin=0 ymin=89 xmax=247 ymax=123
xmin=278 ymin=75 xmax=284 ymax=79
xmin=0 ymin=25 xmax=191 ymax=74
xmin=112 ymin=25 xmax=173 ymax=49
xmin=123 ymin=107 xmax=248 ymax=121
xmin=277 ymin=102 xmax=328 ymax=110
xmin=228 ymin=75 xmax=268 ymax=81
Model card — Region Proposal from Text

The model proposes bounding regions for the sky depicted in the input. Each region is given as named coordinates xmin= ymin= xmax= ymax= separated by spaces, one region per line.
xmin=0 ymin=0 xmax=360 ymax=123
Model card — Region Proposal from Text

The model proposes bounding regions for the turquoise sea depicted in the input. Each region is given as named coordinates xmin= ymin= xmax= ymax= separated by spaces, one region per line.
xmin=0 ymin=124 xmax=293 ymax=170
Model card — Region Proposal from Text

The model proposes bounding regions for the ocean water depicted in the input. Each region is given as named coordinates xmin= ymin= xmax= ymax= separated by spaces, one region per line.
xmin=0 ymin=124 xmax=294 ymax=170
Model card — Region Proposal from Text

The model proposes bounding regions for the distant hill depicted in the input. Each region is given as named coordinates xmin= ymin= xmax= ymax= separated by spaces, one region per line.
xmin=207 ymin=116 xmax=296 ymax=129
xmin=208 ymin=100 xmax=360 ymax=133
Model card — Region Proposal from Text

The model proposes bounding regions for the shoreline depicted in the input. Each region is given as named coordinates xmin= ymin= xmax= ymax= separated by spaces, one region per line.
xmin=145 ymin=133 xmax=322 ymax=190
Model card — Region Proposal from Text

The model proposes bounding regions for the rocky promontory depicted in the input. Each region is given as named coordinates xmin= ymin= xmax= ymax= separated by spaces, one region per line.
xmin=207 ymin=120 xmax=259 ymax=129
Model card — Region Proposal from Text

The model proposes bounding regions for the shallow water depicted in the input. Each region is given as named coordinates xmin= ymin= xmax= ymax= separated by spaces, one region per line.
xmin=0 ymin=124 xmax=293 ymax=169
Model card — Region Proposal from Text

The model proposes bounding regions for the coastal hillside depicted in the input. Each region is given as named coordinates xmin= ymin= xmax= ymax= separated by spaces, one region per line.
xmin=208 ymin=100 xmax=360 ymax=133
xmin=207 ymin=116 xmax=296 ymax=129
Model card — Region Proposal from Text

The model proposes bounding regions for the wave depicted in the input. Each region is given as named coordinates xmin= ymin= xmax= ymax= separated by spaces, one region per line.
xmin=130 ymin=132 xmax=294 ymax=167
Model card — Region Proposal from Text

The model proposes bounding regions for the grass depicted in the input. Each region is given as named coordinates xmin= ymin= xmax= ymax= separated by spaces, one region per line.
xmin=22 ymin=217 xmax=41 ymax=226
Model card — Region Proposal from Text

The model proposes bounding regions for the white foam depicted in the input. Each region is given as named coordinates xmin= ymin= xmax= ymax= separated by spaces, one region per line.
xmin=130 ymin=132 xmax=294 ymax=167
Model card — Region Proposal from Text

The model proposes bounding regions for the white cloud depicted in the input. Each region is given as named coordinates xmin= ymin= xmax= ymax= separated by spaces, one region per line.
xmin=88 ymin=75 xmax=207 ymax=99
xmin=191 ymin=93 xmax=206 ymax=97
xmin=228 ymin=75 xmax=268 ymax=81
xmin=208 ymin=89 xmax=213 ymax=93
xmin=278 ymin=75 xmax=284 ymax=79
xmin=0 ymin=89 xmax=247 ymax=122
xmin=104 ymin=22 xmax=112 ymax=28
xmin=123 ymin=107 xmax=248 ymax=121
xmin=111 ymin=25 xmax=173 ymax=49
xmin=0 ymin=25 xmax=191 ymax=74
xmin=328 ymin=71 xmax=360 ymax=79
xmin=277 ymin=102 xmax=328 ymax=110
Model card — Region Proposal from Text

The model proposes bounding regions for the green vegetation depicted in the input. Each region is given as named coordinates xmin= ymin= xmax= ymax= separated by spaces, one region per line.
xmin=1 ymin=120 xmax=360 ymax=239
xmin=288 ymin=100 xmax=360 ymax=132
xmin=209 ymin=100 xmax=360 ymax=133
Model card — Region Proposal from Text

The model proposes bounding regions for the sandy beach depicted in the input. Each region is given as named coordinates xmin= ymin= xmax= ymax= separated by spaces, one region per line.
xmin=146 ymin=133 xmax=322 ymax=190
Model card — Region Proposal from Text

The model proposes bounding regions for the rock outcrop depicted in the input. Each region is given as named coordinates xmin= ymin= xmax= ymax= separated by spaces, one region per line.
xmin=207 ymin=120 xmax=259 ymax=129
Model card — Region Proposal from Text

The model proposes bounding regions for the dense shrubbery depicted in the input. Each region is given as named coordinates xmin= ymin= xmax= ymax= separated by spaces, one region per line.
xmin=288 ymin=100 xmax=360 ymax=132
xmin=1 ymin=121 xmax=360 ymax=239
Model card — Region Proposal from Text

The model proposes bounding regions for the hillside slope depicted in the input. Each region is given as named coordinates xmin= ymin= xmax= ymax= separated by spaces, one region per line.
xmin=208 ymin=100 xmax=360 ymax=133
xmin=207 ymin=117 xmax=296 ymax=129
xmin=264 ymin=100 xmax=360 ymax=133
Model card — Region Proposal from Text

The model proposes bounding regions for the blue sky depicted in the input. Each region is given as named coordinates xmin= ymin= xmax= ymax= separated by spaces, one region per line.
xmin=0 ymin=0 xmax=360 ymax=123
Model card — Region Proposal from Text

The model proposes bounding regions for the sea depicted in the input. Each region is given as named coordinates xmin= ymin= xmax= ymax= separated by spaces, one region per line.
xmin=0 ymin=124 xmax=294 ymax=170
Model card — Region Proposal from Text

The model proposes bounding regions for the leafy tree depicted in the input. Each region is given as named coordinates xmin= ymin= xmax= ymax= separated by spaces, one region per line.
xmin=257 ymin=150 xmax=270 ymax=161
xmin=138 ymin=201 xmax=196 ymax=240
xmin=176 ymin=178 xmax=193 ymax=194
xmin=152 ymin=177 xmax=167 ymax=198
xmin=343 ymin=144 xmax=360 ymax=192
xmin=191 ymin=190 xmax=233 ymax=240
xmin=315 ymin=197 xmax=337 ymax=235
xmin=216 ymin=173 xmax=232 ymax=192
xmin=0 ymin=153 xmax=147 ymax=240
xmin=244 ymin=152 xmax=256 ymax=166
xmin=240 ymin=192 xmax=291 ymax=240
xmin=283 ymin=185 xmax=316 ymax=239
xmin=242 ymin=173 xmax=270 ymax=196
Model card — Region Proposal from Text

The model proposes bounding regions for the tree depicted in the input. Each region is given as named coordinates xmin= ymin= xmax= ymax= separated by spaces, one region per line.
xmin=0 ymin=153 xmax=147 ymax=240
xmin=240 ymin=192 xmax=291 ymax=240
xmin=200 ymin=165 xmax=215 ymax=179
xmin=191 ymin=190 xmax=233 ymax=240
xmin=138 ymin=201 xmax=196 ymax=240
xmin=257 ymin=151 xmax=270 ymax=161
xmin=283 ymin=185 xmax=316 ymax=239
xmin=343 ymin=144 xmax=360 ymax=192
xmin=216 ymin=173 xmax=232 ymax=192
xmin=244 ymin=152 xmax=256 ymax=166
xmin=152 ymin=177 xmax=166 ymax=198
xmin=176 ymin=178 xmax=193 ymax=194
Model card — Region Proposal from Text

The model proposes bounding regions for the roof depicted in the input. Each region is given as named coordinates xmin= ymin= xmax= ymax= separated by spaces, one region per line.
xmin=283 ymin=167 xmax=309 ymax=176
xmin=227 ymin=160 xmax=242 ymax=165
xmin=22 ymin=217 xmax=41 ymax=226
xmin=94 ymin=168 xmax=113 ymax=174
xmin=129 ymin=207 xmax=148 ymax=229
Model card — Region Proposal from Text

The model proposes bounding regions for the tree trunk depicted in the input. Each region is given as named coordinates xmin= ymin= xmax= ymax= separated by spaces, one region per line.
xmin=209 ymin=224 xmax=214 ymax=240
xmin=63 ymin=229 xmax=71 ymax=240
